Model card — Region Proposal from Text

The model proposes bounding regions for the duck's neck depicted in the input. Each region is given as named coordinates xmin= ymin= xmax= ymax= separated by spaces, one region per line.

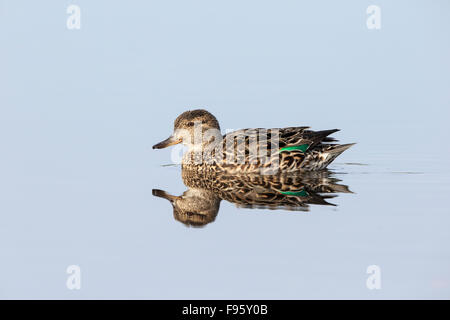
xmin=182 ymin=134 xmax=223 ymax=164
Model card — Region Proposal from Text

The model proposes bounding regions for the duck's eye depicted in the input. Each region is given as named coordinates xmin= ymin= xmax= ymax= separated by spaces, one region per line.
xmin=187 ymin=121 xmax=194 ymax=127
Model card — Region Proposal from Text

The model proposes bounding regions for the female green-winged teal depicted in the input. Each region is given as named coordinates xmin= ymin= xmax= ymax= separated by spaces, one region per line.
xmin=153 ymin=109 xmax=354 ymax=173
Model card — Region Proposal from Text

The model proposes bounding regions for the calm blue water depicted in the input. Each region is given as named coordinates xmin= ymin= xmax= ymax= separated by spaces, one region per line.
xmin=1 ymin=0 xmax=449 ymax=299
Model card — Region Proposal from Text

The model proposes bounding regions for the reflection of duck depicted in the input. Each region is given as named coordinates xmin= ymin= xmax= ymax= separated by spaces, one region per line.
xmin=153 ymin=169 xmax=352 ymax=227
xmin=153 ymin=109 xmax=355 ymax=173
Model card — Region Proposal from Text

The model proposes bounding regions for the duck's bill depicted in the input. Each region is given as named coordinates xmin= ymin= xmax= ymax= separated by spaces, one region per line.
xmin=152 ymin=135 xmax=182 ymax=149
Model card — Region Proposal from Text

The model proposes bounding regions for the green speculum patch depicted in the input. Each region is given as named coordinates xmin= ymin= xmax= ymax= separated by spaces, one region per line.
xmin=279 ymin=144 xmax=309 ymax=153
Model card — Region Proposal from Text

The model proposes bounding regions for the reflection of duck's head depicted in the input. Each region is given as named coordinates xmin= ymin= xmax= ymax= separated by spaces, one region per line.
xmin=152 ymin=188 xmax=220 ymax=228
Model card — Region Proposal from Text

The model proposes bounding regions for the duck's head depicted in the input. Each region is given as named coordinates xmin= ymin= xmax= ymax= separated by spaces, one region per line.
xmin=152 ymin=109 xmax=220 ymax=149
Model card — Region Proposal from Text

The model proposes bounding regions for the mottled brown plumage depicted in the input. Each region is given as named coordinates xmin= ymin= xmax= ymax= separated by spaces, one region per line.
xmin=153 ymin=109 xmax=355 ymax=173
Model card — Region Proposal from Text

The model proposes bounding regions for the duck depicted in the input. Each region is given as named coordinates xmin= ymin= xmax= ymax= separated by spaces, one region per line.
xmin=153 ymin=168 xmax=352 ymax=227
xmin=153 ymin=109 xmax=354 ymax=173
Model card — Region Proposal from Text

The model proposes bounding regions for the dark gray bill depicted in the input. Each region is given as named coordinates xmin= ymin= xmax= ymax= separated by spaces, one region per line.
xmin=152 ymin=135 xmax=182 ymax=149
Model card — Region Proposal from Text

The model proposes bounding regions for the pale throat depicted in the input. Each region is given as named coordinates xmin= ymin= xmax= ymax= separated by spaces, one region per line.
xmin=182 ymin=130 xmax=222 ymax=152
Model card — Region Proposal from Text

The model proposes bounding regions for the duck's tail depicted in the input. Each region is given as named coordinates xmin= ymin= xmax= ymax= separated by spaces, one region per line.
xmin=322 ymin=143 xmax=356 ymax=168
xmin=328 ymin=143 xmax=356 ymax=155
xmin=300 ymin=143 xmax=355 ymax=170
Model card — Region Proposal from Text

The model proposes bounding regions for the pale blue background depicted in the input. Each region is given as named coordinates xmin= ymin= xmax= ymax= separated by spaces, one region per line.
xmin=0 ymin=0 xmax=449 ymax=299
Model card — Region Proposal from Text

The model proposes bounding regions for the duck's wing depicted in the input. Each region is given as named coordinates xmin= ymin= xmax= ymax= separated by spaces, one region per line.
xmin=278 ymin=127 xmax=340 ymax=150
xmin=219 ymin=127 xmax=348 ymax=171
xmin=222 ymin=127 xmax=339 ymax=151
